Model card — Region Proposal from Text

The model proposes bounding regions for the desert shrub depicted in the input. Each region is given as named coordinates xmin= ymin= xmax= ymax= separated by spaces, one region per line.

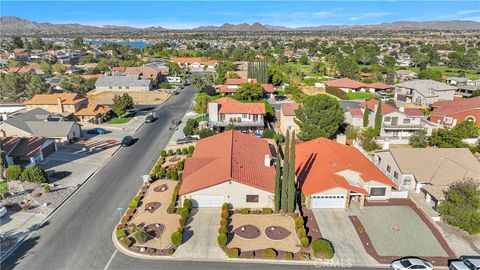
xmin=20 ymin=166 xmax=48 ymax=183
xmin=187 ymin=145 xmax=194 ymax=156
xmin=179 ymin=217 xmax=186 ymax=227
xmin=300 ymin=191 xmax=306 ymax=205
xmin=284 ymin=252 xmax=294 ymax=260
xmin=262 ymin=208 xmax=272 ymax=214
xmin=218 ymin=224 xmax=227 ymax=234
xmin=176 ymin=207 xmax=189 ymax=219
xmin=120 ymin=237 xmax=132 ymax=247
xmin=166 ymin=171 xmax=172 ymax=179
xmin=240 ymin=208 xmax=249 ymax=214
xmin=262 ymin=248 xmax=277 ymax=259
xmin=167 ymin=203 xmax=175 ymax=214
xmin=311 ymin=239 xmax=334 ymax=259
xmin=133 ymin=226 xmax=149 ymax=244
xmin=221 ymin=210 xmax=229 ymax=219
xmin=168 ymin=149 xmax=174 ymax=156
xmin=176 ymin=161 xmax=184 ymax=171
xmin=183 ymin=199 xmax=192 ymax=211
xmin=121 ymin=215 xmax=130 ymax=223
xmin=44 ymin=185 xmax=51 ymax=193
xmin=150 ymin=173 xmax=158 ymax=180
xmin=177 ymin=226 xmax=184 ymax=233
xmin=171 ymin=170 xmax=178 ymax=180
xmin=160 ymin=150 xmax=167 ymax=157
xmin=300 ymin=236 xmax=310 ymax=248
xmin=116 ymin=229 xmax=126 ymax=240
xmin=221 ymin=203 xmax=229 ymax=211
xmin=116 ymin=223 xmax=125 ymax=230
xmin=226 ymin=248 xmax=239 ymax=258
xmin=128 ymin=199 xmax=140 ymax=209
xmin=176 ymin=148 xmax=181 ymax=155
xmin=182 ymin=148 xmax=188 ymax=155
xmin=220 ymin=218 xmax=227 ymax=226
xmin=6 ymin=165 xmax=23 ymax=181
xmin=295 ymin=216 xmax=304 ymax=228
xmin=134 ymin=195 xmax=142 ymax=202
xmin=171 ymin=231 xmax=183 ymax=245
xmin=217 ymin=233 xmax=227 ymax=247
xmin=298 ymin=227 xmax=307 ymax=238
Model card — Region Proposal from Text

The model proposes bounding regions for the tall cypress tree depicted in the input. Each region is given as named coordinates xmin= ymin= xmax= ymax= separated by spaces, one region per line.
xmin=287 ymin=132 xmax=296 ymax=212
xmin=374 ymin=100 xmax=382 ymax=135
xmin=281 ymin=130 xmax=290 ymax=211
xmin=274 ymin=151 xmax=282 ymax=212
xmin=363 ymin=106 xmax=369 ymax=127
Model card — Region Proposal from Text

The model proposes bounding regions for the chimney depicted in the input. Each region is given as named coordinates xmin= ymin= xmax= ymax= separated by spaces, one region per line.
xmin=399 ymin=107 xmax=405 ymax=112
xmin=264 ymin=154 xmax=271 ymax=167
xmin=336 ymin=134 xmax=346 ymax=145
xmin=57 ymin=97 xmax=64 ymax=113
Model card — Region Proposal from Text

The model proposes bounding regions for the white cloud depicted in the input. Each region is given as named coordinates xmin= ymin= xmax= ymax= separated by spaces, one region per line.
xmin=363 ymin=12 xmax=390 ymax=17
xmin=457 ymin=9 xmax=480 ymax=15
xmin=313 ymin=11 xmax=331 ymax=17
xmin=349 ymin=17 xmax=361 ymax=21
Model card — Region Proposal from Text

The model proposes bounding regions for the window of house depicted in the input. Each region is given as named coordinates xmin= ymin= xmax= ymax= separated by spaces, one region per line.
xmin=246 ymin=195 xmax=259 ymax=203
xmin=370 ymin=187 xmax=386 ymax=196
xmin=444 ymin=117 xmax=453 ymax=124
xmin=242 ymin=114 xmax=247 ymax=118
xmin=387 ymin=165 xmax=391 ymax=173
xmin=403 ymin=118 xmax=411 ymax=124
xmin=403 ymin=178 xmax=411 ymax=186
xmin=394 ymin=171 xmax=398 ymax=179
xmin=384 ymin=117 xmax=391 ymax=122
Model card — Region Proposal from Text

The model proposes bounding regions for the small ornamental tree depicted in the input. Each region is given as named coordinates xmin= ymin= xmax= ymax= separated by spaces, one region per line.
xmin=409 ymin=129 xmax=428 ymax=148
xmin=274 ymin=152 xmax=282 ymax=212
xmin=362 ymin=107 xmax=369 ymax=127
xmin=287 ymin=132 xmax=296 ymax=213
xmin=438 ymin=179 xmax=480 ymax=235
xmin=133 ymin=226 xmax=149 ymax=244
xmin=6 ymin=165 xmax=23 ymax=181
xmin=311 ymin=239 xmax=335 ymax=259
xmin=20 ymin=166 xmax=48 ymax=183
xmin=171 ymin=231 xmax=183 ymax=245
xmin=281 ymin=130 xmax=290 ymax=211
xmin=217 ymin=233 xmax=228 ymax=247
xmin=374 ymin=100 xmax=382 ymax=135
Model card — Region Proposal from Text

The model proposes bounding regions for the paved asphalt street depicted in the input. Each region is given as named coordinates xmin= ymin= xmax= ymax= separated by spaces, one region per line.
xmin=2 ymin=84 xmax=388 ymax=270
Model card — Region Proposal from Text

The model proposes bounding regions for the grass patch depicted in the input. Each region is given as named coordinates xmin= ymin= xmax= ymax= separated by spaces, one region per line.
xmin=346 ymin=92 xmax=375 ymax=100
xmin=107 ymin=116 xmax=133 ymax=124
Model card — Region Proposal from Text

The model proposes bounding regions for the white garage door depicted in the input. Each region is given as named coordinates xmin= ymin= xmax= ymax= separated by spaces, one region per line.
xmin=190 ymin=195 xmax=224 ymax=208
xmin=311 ymin=194 xmax=346 ymax=208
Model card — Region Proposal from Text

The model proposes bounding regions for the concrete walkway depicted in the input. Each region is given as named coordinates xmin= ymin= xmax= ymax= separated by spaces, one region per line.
xmin=173 ymin=208 xmax=226 ymax=260
xmin=312 ymin=209 xmax=377 ymax=266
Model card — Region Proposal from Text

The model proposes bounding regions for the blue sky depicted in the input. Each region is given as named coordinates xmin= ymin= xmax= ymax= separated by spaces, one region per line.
xmin=1 ymin=1 xmax=479 ymax=29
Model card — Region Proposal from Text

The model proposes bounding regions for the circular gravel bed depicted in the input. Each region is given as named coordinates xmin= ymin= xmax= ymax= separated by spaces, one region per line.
xmin=264 ymin=226 xmax=291 ymax=240
xmin=153 ymin=184 xmax=168 ymax=193
xmin=144 ymin=202 xmax=161 ymax=213
xmin=144 ymin=223 xmax=165 ymax=238
xmin=233 ymin=224 xmax=260 ymax=239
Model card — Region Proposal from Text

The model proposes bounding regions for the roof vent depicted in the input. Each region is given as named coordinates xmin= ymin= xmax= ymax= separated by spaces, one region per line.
xmin=264 ymin=154 xmax=271 ymax=167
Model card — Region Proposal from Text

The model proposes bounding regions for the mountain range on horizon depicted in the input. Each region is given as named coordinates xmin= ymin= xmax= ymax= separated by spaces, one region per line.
xmin=1 ymin=16 xmax=480 ymax=35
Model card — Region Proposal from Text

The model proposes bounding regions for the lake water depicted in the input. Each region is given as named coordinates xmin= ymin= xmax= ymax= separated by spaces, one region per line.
xmin=88 ymin=40 xmax=146 ymax=49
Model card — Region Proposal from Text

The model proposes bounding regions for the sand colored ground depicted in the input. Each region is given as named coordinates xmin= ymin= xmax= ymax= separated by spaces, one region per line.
xmin=87 ymin=90 xmax=171 ymax=105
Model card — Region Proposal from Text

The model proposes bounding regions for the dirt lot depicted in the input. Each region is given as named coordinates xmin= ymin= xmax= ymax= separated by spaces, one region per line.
xmin=87 ymin=90 xmax=171 ymax=105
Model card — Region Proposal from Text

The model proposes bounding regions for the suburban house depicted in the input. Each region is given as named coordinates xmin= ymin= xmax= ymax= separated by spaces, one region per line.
xmin=170 ymin=57 xmax=218 ymax=72
xmin=0 ymin=136 xmax=57 ymax=167
xmin=374 ymin=148 xmax=480 ymax=205
xmin=324 ymin=78 xmax=366 ymax=92
xmin=445 ymin=76 xmax=471 ymax=86
xmin=25 ymin=93 xmax=88 ymax=115
xmin=0 ymin=108 xmax=81 ymax=144
xmin=208 ymin=97 xmax=265 ymax=133
xmin=218 ymin=78 xmax=274 ymax=97
xmin=94 ymin=75 xmax=152 ymax=92
xmin=125 ymin=66 xmax=163 ymax=80
xmin=455 ymin=85 xmax=479 ymax=98
xmin=279 ymin=103 xmax=300 ymax=135
xmin=394 ymin=79 xmax=457 ymax=105
xmin=430 ymin=96 xmax=480 ymax=127
xmin=75 ymin=104 xmax=112 ymax=124
xmin=179 ymin=130 xmax=276 ymax=208
xmin=395 ymin=70 xmax=417 ymax=82
xmin=365 ymin=82 xmax=393 ymax=93
xmin=296 ymin=138 xmax=397 ymax=209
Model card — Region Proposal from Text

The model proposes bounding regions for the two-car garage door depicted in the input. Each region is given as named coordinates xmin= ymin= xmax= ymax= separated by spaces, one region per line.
xmin=190 ymin=195 xmax=224 ymax=208
xmin=311 ymin=194 xmax=346 ymax=208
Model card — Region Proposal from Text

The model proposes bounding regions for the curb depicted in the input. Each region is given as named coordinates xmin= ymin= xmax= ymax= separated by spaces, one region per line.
xmin=0 ymin=145 xmax=122 ymax=264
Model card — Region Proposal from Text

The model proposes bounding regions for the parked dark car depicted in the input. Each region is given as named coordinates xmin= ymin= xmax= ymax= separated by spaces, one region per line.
xmin=121 ymin=136 xmax=134 ymax=147
xmin=173 ymin=90 xmax=180 ymax=95
xmin=145 ymin=114 xmax=154 ymax=123
xmin=185 ymin=135 xmax=199 ymax=142
xmin=176 ymin=138 xmax=188 ymax=145
xmin=86 ymin=128 xmax=107 ymax=135
xmin=274 ymin=95 xmax=287 ymax=101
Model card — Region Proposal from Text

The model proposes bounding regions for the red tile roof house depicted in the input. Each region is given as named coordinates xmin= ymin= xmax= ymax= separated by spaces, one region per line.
xmin=430 ymin=96 xmax=480 ymax=127
xmin=0 ymin=136 xmax=57 ymax=167
xmin=345 ymin=99 xmax=436 ymax=144
xmin=219 ymin=78 xmax=275 ymax=98
xmin=170 ymin=57 xmax=218 ymax=72
xmin=325 ymin=78 xmax=366 ymax=93
xmin=207 ymin=97 xmax=265 ymax=133
xmin=179 ymin=130 xmax=276 ymax=208
xmin=296 ymin=138 xmax=397 ymax=209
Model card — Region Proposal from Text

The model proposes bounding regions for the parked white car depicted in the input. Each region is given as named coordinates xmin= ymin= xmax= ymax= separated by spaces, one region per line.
xmin=0 ymin=206 xmax=7 ymax=217
xmin=449 ymin=258 xmax=480 ymax=270
xmin=391 ymin=258 xmax=434 ymax=270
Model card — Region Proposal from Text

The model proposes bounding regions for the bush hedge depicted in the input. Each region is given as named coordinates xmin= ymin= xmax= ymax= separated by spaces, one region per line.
xmin=226 ymin=248 xmax=239 ymax=258
xmin=240 ymin=208 xmax=249 ymax=214
xmin=218 ymin=224 xmax=227 ymax=234
xmin=128 ymin=199 xmax=140 ymax=209
xmin=187 ymin=145 xmax=195 ymax=156
xmin=183 ymin=198 xmax=192 ymax=210
xmin=176 ymin=161 xmax=184 ymax=171
xmin=133 ymin=226 xmax=149 ymax=244
xmin=221 ymin=203 xmax=229 ymax=211
xmin=120 ymin=237 xmax=132 ymax=247
xmin=116 ymin=229 xmax=126 ymax=240
xmin=284 ymin=252 xmax=294 ymax=260
xmin=326 ymin=86 xmax=349 ymax=100
xmin=300 ymin=236 xmax=310 ymax=248
xmin=298 ymin=227 xmax=307 ymax=238
xmin=6 ymin=165 xmax=23 ymax=181
xmin=295 ymin=216 xmax=304 ymax=228
xmin=217 ymin=233 xmax=227 ymax=247
xmin=182 ymin=148 xmax=188 ymax=155
xmin=220 ymin=218 xmax=227 ymax=226
xmin=262 ymin=248 xmax=277 ymax=259
xmin=171 ymin=231 xmax=183 ymax=245
xmin=262 ymin=208 xmax=272 ymax=214
xmin=161 ymin=150 xmax=167 ymax=157
xmin=311 ymin=239 xmax=334 ymax=259
xmin=220 ymin=210 xmax=229 ymax=219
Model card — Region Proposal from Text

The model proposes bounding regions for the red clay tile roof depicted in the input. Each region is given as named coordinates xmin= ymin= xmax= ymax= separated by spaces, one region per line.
xmin=111 ymin=66 xmax=126 ymax=72
xmin=214 ymin=97 xmax=265 ymax=114
xmin=403 ymin=108 xmax=424 ymax=117
xmin=325 ymin=78 xmax=366 ymax=89
xmin=365 ymin=82 xmax=393 ymax=90
xmin=180 ymin=130 xmax=275 ymax=195
xmin=281 ymin=103 xmax=300 ymax=116
xmin=1 ymin=137 xmax=49 ymax=157
xmin=219 ymin=85 xmax=235 ymax=93
xmin=296 ymin=138 xmax=396 ymax=195
xmin=349 ymin=108 xmax=363 ymax=116
xmin=125 ymin=67 xmax=161 ymax=78
xmin=260 ymin=84 xmax=274 ymax=93
xmin=431 ymin=96 xmax=480 ymax=117
xmin=361 ymin=99 xmax=397 ymax=115
xmin=75 ymin=104 xmax=111 ymax=116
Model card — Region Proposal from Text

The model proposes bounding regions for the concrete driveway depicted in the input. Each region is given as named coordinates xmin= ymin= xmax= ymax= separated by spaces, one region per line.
xmin=312 ymin=209 xmax=377 ymax=266
xmin=173 ymin=208 xmax=226 ymax=260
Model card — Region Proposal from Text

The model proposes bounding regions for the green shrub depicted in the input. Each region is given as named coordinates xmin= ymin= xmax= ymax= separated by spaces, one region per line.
xmin=298 ymin=227 xmax=307 ymax=238
xmin=176 ymin=148 xmax=181 ymax=155
xmin=217 ymin=233 xmax=227 ymax=247
xmin=150 ymin=172 xmax=158 ymax=180
xmin=176 ymin=161 xmax=184 ymax=171
xmin=179 ymin=216 xmax=186 ymax=227
xmin=261 ymin=129 xmax=275 ymax=139
xmin=176 ymin=207 xmax=189 ymax=219
xmin=262 ymin=248 xmax=277 ymax=259
xmin=44 ymin=185 xmax=51 ymax=193
xmin=226 ymin=248 xmax=239 ymax=258
xmin=326 ymin=86 xmax=349 ymax=100
xmin=311 ymin=239 xmax=334 ymax=259
xmin=133 ymin=226 xmax=149 ymax=244
xmin=120 ymin=237 xmax=132 ymax=247
xmin=221 ymin=210 xmax=229 ymax=219
xmin=182 ymin=148 xmax=188 ymax=155
xmin=6 ymin=165 xmax=23 ymax=181
xmin=171 ymin=170 xmax=178 ymax=181
xmin=171 ymin=231 xmax=183 ymax=245
xmin=262 ymin=208 xmax=272 ymax=214
xmin=221 ymin=203 xmax=229 ymax=211
xmin=167 ymin=204 xmax=175 ymax=214
xmin=166 ymin=171 xmax=172 ymax=179
xmin=128 ymin=199 xmax=140 ymax=209
xmin=300 ymin=191 xmax=306 ymax=205
xmin=168 ymin=149 xmax=174 ymax=156
xmin=295 ymin=216 xmax=304 ymax=228
xmin=116 ymin=229 xmax=126 ymax=240
xmin=300 ymin=236 xmax=310 ymax=248
xmin=20 ymin=166 xmax=48 ymax=183
xmin=220 ymin=218 xmax=227 ymax=226
xmin=218 ymin=224 xmax=227 ymax=234
xmin=284 ymin=252 xmax=294 ymax=260
xmin=183 ymin=199 xmax=192 ymax=211
xmin=160 ymin=150 xmax=167 ymax=157
xmin=240 ymin=208 xmax=249 ymax=214
xmin=187 ymin=145 xmax=194 ymax=156
xmin=134 ymin=195 xmax=142 ymax=202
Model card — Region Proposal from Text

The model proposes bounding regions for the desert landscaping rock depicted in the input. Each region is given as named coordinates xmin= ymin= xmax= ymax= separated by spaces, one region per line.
xmin=233 ymin=224 xmax=261 ymax=239
xmin=144 ymin=223 xmax=165 ymax=239
xmin=144 ymin=202 xmax=161 ymax=213
xmin=264 ymin=226 xmax=291 ymax=240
